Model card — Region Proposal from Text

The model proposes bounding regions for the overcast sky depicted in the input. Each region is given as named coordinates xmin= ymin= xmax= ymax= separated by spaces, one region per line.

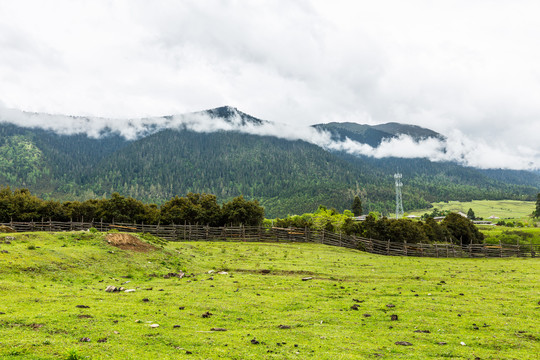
xmin=1 ymin=0 xmax=539 ymax=169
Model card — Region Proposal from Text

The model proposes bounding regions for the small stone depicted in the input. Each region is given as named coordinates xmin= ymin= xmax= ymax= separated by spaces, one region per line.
xmin=173 ymin=325 xmax=181 ymax=328
xmin=124 ymin=289 xmax=136 ymax=293
xmin=142 ymin=298 xmax=149 ymax=302
xmin=218 ymin=271 xmax=228 ymax=275
xmin=363 ymin=314 xmax=371 ymax=317
xmin=278 ymin=325 xmax=291 ymax=329
xmin=350 ymin=304 xmax=360 ymax=310
xmin=390 ymin=315 xmax=398 ymax=321
xmin=302 ymin=277 xmax=313 ymax=281
xmin=211 ymin=328 xmax=227 ymax=331
xmin=251 ymin=338 xmax=260 ymax=345
xmin=395 ymin=341 xmax=413 ymax=346
xmin=150 ymin=324 xmax=159 ymax=328
xmin=105 ymin=285 xmax=118 ymax=292
xmin=185 ymin=351 xmax=192 ymax=354
xmin=79 ymin=337 xmax=91 ymax=342
xmin=97 ymin=338 xmax=107 ymax=343
xmin=460 ymin=341 xmax=466 ymax=346
xmin=386 ymin=304 xmax=395 ymax=308
xmin=414 ymin=330 xmax=430 ymax=333
xmin=178 ymin=306 xmax=185 ymax=310
xmin=437 ymin=342 xmax=447 ymax=345
xmin=202 ymin=311 xmax=212 ymax=318
xmin=76 ymin=305 xmax=90 ymax=308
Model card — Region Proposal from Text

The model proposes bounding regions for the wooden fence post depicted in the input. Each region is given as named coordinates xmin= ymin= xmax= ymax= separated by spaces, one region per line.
xmin=404 ymin=240 xmax=407 ymax=256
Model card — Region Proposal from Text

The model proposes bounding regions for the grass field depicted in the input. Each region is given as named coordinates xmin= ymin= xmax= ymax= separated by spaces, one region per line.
xmin=0 ymin=231 xmax=539 ymax=359
xmin=478 ymin=226 xmax=540 ymax=245
xmin=408 ymin=200 xmax=537 ymax=223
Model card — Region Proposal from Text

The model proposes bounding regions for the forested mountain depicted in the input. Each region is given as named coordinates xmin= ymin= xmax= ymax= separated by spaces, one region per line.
xmin=313 ymin=121 xmax=444 ymax=147
xmin=0 ymin=106 xmax=539 ymax=217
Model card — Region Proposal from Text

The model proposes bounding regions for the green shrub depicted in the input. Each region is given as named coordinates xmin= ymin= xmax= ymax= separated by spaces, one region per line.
xmin=88 ymin=227 xmax=98 ymax=233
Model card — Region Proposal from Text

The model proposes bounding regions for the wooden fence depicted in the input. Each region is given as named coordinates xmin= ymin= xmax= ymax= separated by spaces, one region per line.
xmin=1 ymin=220 xmax=538 ymax=258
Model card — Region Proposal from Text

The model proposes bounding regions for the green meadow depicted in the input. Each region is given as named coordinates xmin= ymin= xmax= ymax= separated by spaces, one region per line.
xmin=409 ymin=200 xmax=536 ymax=223
xmin=0 ymin=231 xmax=539 ymax=359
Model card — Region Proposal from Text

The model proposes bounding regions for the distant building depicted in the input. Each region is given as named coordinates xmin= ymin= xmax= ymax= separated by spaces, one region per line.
xmin=473 ymin=220 xmax=495 ymax=226
xmin=352 ymin=215 xmax=367 ymax=221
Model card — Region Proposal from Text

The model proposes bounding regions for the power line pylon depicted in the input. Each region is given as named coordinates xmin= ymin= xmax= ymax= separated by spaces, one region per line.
xmin=394 ymin=173 xmax=404 ymax=219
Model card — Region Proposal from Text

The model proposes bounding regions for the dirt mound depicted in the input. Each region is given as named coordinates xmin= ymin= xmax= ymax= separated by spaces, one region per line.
xmin=0 ymin=225 xmax=15 ymax=233
xmin=106 ymin=233 xmax=156 ymax=252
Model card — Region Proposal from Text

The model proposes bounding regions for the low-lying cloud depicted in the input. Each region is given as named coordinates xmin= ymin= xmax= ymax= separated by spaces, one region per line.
xmin=0 ymin=104 xmax=538 ymax=170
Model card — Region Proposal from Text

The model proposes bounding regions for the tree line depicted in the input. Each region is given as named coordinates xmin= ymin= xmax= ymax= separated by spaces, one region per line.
xmin=0 ymin=187 xmax=264 ymax=226
xmin=274 ymin=206 xmax=485 ymax=246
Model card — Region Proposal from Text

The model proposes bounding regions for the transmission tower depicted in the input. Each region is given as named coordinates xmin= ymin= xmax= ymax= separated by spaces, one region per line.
xmin=394 ymin=173 xmax=404 ymax=219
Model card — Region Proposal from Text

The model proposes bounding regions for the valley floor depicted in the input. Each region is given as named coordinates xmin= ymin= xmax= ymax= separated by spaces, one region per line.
xmin=0 ymin=232 xmax=539 ymax=359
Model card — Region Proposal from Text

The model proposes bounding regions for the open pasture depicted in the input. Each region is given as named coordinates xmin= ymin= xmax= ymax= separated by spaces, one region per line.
xmin=409 ymin=200 xmax=536 ymax=222
xmin=0 ymin=231 xmax=538 ymax=359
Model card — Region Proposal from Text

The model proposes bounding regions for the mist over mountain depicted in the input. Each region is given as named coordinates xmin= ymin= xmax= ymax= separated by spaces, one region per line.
xmin=0 ymin=106 xmax=538 ymax=217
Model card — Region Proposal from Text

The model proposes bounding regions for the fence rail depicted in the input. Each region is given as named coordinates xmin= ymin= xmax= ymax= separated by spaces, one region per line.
xmin=1 ymin=220 xmax=538 ymax=258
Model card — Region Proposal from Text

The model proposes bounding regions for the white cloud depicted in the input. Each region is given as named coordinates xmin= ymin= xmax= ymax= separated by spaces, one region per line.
xmin=2 ymin=104 xmax=537 ymax=170
xmin=0 ymin=1 xmax=539 ymax=169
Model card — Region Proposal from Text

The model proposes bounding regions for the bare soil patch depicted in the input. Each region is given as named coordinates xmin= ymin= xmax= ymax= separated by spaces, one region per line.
xmin=0 ymin=225 xmax=15 ymax=233
xmin=106 ymin=233 xmax=156 ymax=252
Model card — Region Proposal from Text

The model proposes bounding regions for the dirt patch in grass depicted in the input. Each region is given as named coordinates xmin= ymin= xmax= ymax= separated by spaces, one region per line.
xmin=106 ymin=233 xmax=156 ymax=253
xmin=0 ymin=225 xmax=15 ymax=233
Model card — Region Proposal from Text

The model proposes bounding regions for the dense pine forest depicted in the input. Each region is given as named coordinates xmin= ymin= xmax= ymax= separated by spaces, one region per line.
xmin=1 ymin=107 xmax=539 ymax=217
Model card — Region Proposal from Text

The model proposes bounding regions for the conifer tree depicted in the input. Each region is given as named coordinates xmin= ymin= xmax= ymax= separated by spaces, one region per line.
xmin=352 ymin=196 xmax=363 ymax=217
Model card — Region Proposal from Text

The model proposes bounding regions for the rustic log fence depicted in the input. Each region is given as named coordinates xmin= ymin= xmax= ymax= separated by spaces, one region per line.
xmin=1 ymin=220 xmax=538 ymax=258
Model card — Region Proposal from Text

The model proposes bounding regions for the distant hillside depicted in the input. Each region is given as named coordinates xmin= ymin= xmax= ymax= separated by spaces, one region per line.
xmin=0 ymin=106 xmax=538 ymax=217
xmin=313 ymin=121 xmax=444 ymax=147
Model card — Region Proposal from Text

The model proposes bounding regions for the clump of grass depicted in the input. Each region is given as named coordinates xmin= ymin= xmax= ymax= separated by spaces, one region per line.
xmin=137 ymin=232 xmax=168 ymax=247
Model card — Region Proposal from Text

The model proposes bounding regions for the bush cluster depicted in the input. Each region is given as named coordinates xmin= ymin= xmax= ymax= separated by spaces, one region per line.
xmin=0 ymin=187 xmax=264 ymax=226
xmin=276 ymin=207 xmax=484 ymax=245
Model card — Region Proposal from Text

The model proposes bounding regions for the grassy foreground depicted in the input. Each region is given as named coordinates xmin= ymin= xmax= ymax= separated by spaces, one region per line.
xmin=0 ymin=232 xmax=539 ymax=359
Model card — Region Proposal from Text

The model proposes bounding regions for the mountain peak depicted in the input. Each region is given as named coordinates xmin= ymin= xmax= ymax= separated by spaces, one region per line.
xmin=202 ymin=106 xmax=265 ymax=126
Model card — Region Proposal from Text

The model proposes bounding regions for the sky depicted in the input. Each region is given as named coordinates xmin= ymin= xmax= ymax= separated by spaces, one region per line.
xmin=0 ymin=0 xmax=539 ymax=170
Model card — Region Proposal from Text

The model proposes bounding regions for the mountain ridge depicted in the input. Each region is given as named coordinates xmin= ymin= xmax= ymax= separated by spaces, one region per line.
xmin=0 ymin=106 xmax=538 ymax=217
